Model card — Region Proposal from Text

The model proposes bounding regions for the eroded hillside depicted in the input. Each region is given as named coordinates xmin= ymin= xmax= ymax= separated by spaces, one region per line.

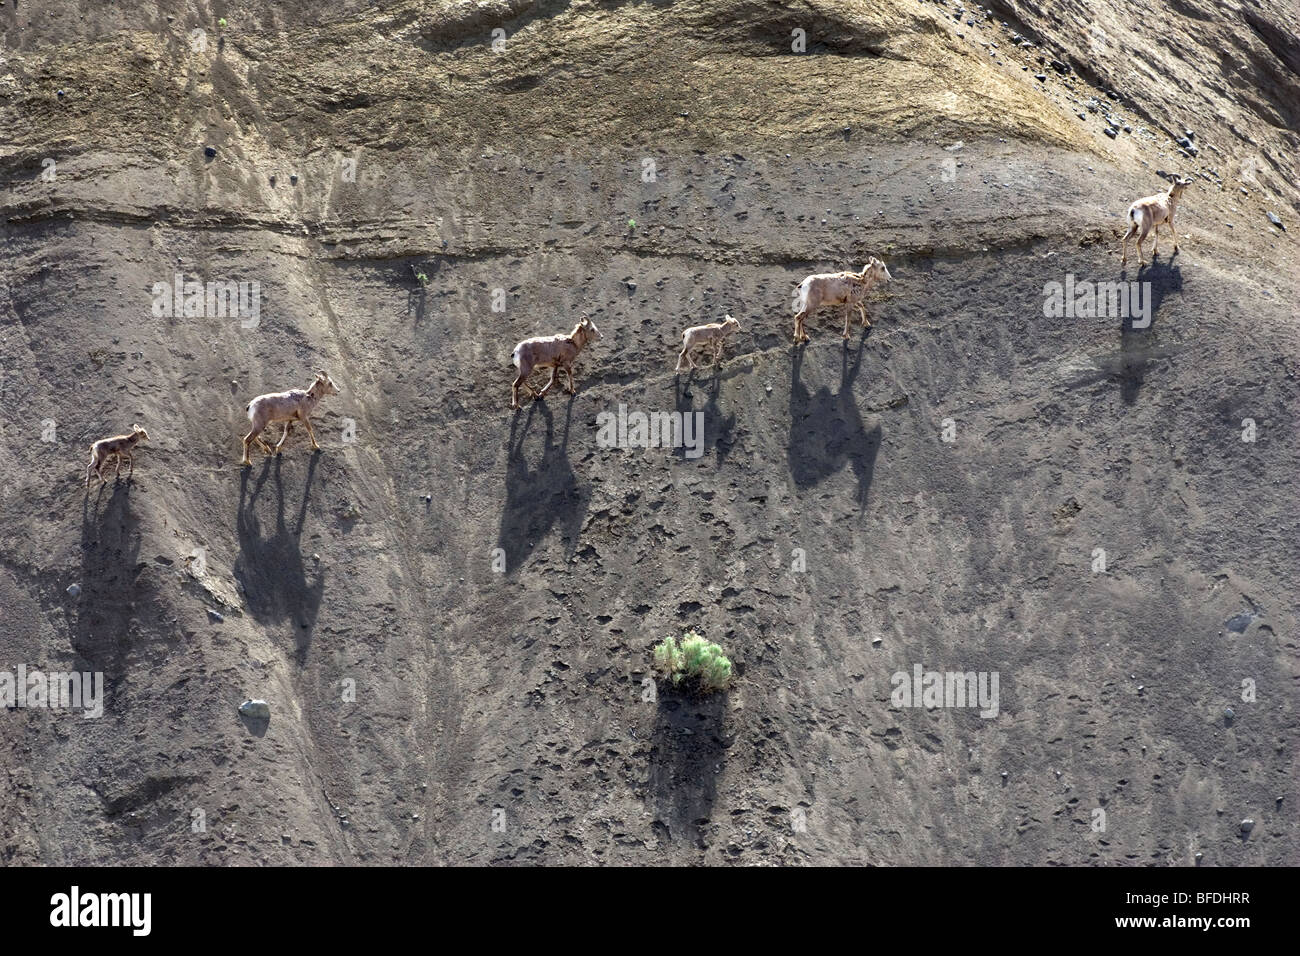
xmin=1 ymin=0 xmax=1297 ymax=864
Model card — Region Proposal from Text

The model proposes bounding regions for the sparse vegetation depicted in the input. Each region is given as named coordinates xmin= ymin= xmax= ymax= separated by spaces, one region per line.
xmin=653 ymin=631 xmax=733 ymax=693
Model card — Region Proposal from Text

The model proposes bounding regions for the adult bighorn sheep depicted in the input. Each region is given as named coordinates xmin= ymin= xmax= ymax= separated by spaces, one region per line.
xmin=510 ymin=315 xmax=601 ymax=409
xmin=240 ymin=370 xmax=340 ymax=466
xmin=792 ymin=258 xmax=892 ymax=343
xmin=1121 ymin=175 xmax=1193 ymax=266
xmin=85 ymin=425 xmax=149 ymax=487
xmin=676 ymin=315 xmax=741 ymax=372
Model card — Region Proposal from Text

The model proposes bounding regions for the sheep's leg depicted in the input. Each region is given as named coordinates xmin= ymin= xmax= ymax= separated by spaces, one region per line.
xmin=274 ymin=421 xmax=293 ymax=453
xmin=511 ymin=373 xmax=527 ymax=409
xmin=1120 ymin=222 xmax=1138 ymax=265
xmin=858 ymin=302 xmax=871 ymax=328
xmin=1168 ymin=216 xmax=1179 ymax=252
xmin=793 ymin=310 xmax=808 ymax=343
xmin=676 ymin=346 xmax=688 ymax=372
xmin=1135 ymin=235 xmax=1145 ymax=266
xmin=303 ymin=418 xmax=321 ymax=451
xmin=564 ymin=365 xmax=577 ymax=395
xmin=842 ymin=305 xmax=852 ymax=340
xmin=86 ymin=457 xmax=96 ymax=489
xmin=713 ymin=340 xmax=724 ymax=367
xmin=125 ymin=452 xmax=134 ymax=478
xmin=537 ymin=366 xmax=560 ymax=399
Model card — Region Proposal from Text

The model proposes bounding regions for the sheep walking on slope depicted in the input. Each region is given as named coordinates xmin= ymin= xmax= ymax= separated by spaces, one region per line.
xmin=85 ymin=425 xmax=149 ymax=487
xmin=676 ymin=315 xmax=741 ymax=372
xmin=240 ymin=371 xmax=340 ymax=466
xmin=1121 ymin=175 xmax=1193 ymax=266
xmin=792 ymin=258 xmax=893 ymax=343
xmin=510 ymin=315 xmax=601 ymax=409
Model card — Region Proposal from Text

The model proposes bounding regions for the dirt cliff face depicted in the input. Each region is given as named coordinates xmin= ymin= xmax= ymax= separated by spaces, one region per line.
xmin=1 ymin=0 xmax=1296 ymax=864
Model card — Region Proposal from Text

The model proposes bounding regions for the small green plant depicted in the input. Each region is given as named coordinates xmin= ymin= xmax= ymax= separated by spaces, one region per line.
xmin=415 ymin=271 xmax=429 ymax=286
xmin=218 ymin=18 xmax=227 ymax=29
xmin=627 ymin=217 xmax=637 ymax=231
xmin=652 ymin=631 xmax=732 ymax=693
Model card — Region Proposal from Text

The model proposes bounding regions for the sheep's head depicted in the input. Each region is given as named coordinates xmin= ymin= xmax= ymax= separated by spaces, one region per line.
xmin=132 ymin=425 xmax=149 ymax=443
xmin=577 ymin=315 xmax=601 ymax=344
xmin=1170 ymin=175 xmax=1193 ymax=194
xmin=862 ymin=257 xmax=892 ymax=283
xmin=313 ymin=371 xmax=341 ymax=396
xmin=722 ymin=314 xmax=741 ymax=332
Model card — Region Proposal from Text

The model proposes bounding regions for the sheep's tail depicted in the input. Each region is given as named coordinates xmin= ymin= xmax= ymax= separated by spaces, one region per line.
xmin=510 ymin=345 xmax=522 ymax=369
xmin=792 ymin=280 xmax=809 ymax=313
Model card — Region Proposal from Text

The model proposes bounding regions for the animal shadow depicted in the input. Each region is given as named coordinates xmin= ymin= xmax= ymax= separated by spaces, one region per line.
xmin=788 ymin=331 xmax=881 ymax=506
xmin=235 ymin=454 xmax=324 ymax=662
xmin=1118 ymin=256 xmax=1183 ymax=404
xmin=76 ymin=481 xmax=141 ymax=678
xmin=497 ymin=399 xmax=589 ymax=574
xmin=673 ymin=368 xmax=738 ymax=466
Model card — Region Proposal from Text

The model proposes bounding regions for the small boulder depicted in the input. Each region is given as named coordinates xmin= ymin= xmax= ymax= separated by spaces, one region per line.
xmin=239 ymin=699 xmax=271 ymax=720
xmin=66 ymin=583 xmax=81 ymax=598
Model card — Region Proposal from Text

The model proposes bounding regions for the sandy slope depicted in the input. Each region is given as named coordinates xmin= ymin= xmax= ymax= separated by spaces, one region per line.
xmin=0 ymin=0 xmax=1296 ymax=864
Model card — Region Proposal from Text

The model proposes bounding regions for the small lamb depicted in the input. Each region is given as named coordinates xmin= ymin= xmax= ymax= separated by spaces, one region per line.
xmin=676 ymin=315 xmax=741 ymax=372
xmin=85 ymin=425 xmax=149 ymax=487
xmin=1121 ymin=175 xmax=1193 ymax=266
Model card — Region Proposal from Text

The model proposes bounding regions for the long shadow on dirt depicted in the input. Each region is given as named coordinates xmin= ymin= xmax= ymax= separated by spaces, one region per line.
xmin=498 ymin=398 xmax=589 ymax=574
xmin=788 ymin=330 xmax=881 ymax=506
xmin=1118 ymin=255 xmax=1183 ymax=404
xmin=76 ymin=480 xmax=142 ymax=678
xmin=235 ymin=454 xmax=324 ymax=662
xmin=647 ymin=692 xmax=728 ymax=848
xmin=673 ymin=367 xmax=738 ymax=466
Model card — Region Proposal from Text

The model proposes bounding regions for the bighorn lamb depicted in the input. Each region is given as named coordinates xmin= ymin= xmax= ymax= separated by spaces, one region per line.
xmin=676 ymin=315 xmax=741 ymax=372
xmin=241 ymin=371 xmax=340 ymax=465
xmin=85 ymin=425 xmax=149 ymax=487
xmin=510 ymin=315 xmax=601 ymax=409
xmin=792 ymin=257 xmax=892 ymax=342
xmin=1121 ymin=176 xmax=1193 ymax=266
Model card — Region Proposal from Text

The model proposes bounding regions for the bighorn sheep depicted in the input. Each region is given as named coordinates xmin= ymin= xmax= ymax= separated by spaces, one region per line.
xmin=240 ymin=371 xmax=340 ymax=466
xmin=676 ymin=315 xmax=741 ymax=372
xmin=1121 ymin=176 xmax=1193 ymax=266
xmin=792 ymin=257 xmax=893 ymax=343
xmin=85 ymin=425 xmax=149 ymax=487
xmin=510 ymin=315 xmax=601 ymax=409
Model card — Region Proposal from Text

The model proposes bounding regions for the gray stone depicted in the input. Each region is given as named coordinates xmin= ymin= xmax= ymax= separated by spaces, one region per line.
xmin=239 ymin=699 xmax=271 ymax=720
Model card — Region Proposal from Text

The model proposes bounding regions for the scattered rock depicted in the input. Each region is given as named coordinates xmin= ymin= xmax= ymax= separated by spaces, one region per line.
xmin=204 ymin=146 xmax=216 ymax=159
xmin=66 ymin=583 xmax=81 ymax=598
xmin=1240 ymin=818 xmax=1254 ymax=833
xmin=207 ymin=608 xmax=224 ymax=623
xmin=1224 ymin=707 xmax=1235 ymax=722
xmin=1035 ymin=73 xmax=1047 ymax=81
xmin=1225 ymin=611 xmax=1254 ymax=633
xmin=1104 ymin=127 xmax=1118 ymax=139
xmin=1267 ymin=211 xmax=1285 ymax=230
xmin=238 ymin=699 xmax=271 ymax=720
xmin=1195 ymin=852 xmax=1203 ymax=864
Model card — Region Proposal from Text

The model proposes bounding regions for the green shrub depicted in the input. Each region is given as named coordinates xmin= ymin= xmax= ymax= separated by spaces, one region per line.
xmin=652 ymin=631 xmax=732 ymax=693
